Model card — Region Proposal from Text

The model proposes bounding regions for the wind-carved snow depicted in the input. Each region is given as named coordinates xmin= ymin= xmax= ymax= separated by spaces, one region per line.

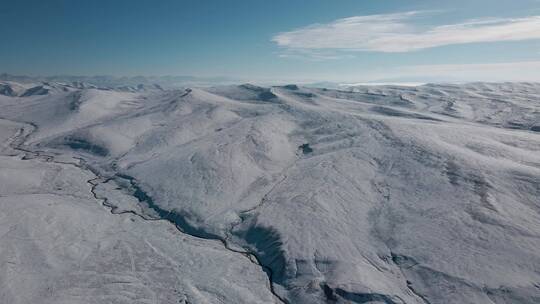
xmin=0 ymin=125 xmax=276 ymax=304
xmin=0 ymin=80 xmax=539 ymax=303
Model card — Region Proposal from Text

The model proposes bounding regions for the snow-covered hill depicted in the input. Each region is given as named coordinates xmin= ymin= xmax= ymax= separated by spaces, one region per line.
xmin=1 ymin=81 xmax=539 ymax=304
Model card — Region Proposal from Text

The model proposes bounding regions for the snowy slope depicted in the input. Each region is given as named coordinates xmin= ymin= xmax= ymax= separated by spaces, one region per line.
xmin=1 ymin=81 xmax=539 ymax=304
xmin=0 ymin=133 xmax=275 ymax=304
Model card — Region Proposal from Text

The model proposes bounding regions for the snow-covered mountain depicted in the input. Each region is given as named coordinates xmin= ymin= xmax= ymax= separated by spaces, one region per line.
xmin=0 ymin=74 xmax=244 ymax=89
xmin=1 ymin=80 xmax=539 ymax=304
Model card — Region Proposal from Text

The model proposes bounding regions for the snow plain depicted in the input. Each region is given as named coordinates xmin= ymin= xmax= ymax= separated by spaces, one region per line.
xmin=0 ymin=81 xmax=539 ymax=304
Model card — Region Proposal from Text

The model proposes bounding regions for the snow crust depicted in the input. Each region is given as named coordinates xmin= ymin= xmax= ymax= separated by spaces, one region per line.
xmin=1 ymin=81 xmax=539 ymax=303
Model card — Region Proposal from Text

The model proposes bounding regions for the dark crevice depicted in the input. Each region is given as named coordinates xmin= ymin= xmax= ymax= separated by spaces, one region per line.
xmin=281 ymin=84 xmax=299 ymax=91
xmin=62 ymin=137 xmax=109 ymax=157
xmin=370 ymin=106 xmax=441 ymax=121
xmin=390 ymin=252 xmax=432 ymax=304
xmin=68 ymin=91 xmax=83 ymax=111
xmin=321 ymin=283 xmax=338 ymax=302
xmin=320 ymin=282 xmax=400 ymax=304
xmin=299 ymin=143 xmax=313 ymax=154
xmin=21 ymin=85 xmax=49 ymax=97
xmin=0 ymin=84 xmax=15 ymax=96
xmin=233 ymin=224 xmax=288 ymax=285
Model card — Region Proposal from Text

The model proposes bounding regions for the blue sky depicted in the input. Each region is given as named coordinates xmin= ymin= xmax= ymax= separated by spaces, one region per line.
xmin=2 ymin=0 xmax=540 ymax=83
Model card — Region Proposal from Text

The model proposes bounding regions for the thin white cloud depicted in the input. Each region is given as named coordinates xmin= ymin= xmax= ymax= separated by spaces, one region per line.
xmin=273 ymin=12 xmax=540 ymax=53
xmin=277 ymin=48 xmax=356 ymax=61
xmin=269 ymin=61 xmax=540 ymax=83
xmin=354 ymin=61 xmax=540 ymax=83
xmin=391 ymin=61 xmax=540 ymax=81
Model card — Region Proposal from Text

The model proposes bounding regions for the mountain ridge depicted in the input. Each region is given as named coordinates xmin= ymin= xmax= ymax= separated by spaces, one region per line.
xmin=1 ymin=80 xmax=539 ymax=303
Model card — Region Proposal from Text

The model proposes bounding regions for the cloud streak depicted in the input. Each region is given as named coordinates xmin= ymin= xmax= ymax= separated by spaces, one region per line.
xmin=352 ymin=61 xmax=540 ymax=83
xmin=273 ymin=12 xmax=540 ymax=53
xmin=387 ymin=61 xmax=540 ymax=82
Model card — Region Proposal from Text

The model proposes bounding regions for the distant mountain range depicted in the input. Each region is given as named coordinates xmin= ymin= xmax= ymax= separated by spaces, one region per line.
xmin=0 ymin=73 xmax=452 ymax=90
xmin=0 ymin=73 xmax=243 ymax=88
